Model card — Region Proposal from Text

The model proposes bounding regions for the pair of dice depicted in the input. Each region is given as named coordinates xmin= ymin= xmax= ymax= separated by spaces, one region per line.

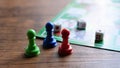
xmin=54 ymin=20 xmax=86 ymax=33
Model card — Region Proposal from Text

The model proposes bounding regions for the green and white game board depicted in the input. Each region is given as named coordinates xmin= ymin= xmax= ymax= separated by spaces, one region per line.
xmin=37 ymin=0 xmax=120 ymax=52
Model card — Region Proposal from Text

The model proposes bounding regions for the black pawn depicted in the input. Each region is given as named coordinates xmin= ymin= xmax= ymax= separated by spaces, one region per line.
xmin=43 ymin=22 xmax=57 ymax=49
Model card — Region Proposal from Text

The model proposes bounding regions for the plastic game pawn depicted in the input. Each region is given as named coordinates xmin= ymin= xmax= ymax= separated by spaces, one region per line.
xmin=43 ymin=22 xmax=57 ymax=49
xmin=25 ymin=29 xmax=40 ymax=57
xmin=58 ymin=28 xmax=73 ymax=56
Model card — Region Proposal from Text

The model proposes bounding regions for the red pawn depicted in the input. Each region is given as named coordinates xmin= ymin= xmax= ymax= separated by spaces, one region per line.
xmin=58 ymin=28 xmax=73 ymax=56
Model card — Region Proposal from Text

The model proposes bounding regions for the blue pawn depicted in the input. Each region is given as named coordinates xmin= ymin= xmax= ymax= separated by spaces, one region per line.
xmin=43 ymin=22 xmax=57 ymax=49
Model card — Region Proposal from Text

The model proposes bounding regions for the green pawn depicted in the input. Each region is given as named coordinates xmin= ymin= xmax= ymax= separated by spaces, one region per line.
xmin=25 ymin=29 xmax=40 ymax=57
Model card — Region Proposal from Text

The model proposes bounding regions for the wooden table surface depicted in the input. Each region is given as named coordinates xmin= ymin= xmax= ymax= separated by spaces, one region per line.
xmin=1 ymin=0 xmax=120 ymax=68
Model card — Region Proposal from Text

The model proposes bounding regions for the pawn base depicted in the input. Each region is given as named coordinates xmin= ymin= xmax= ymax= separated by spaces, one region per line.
xmin=25 ymin=45 xmax=40 ymax=57
xmin=58 ymin=45 xmax=73 ymax=57
xmin=43 ymin=38 xmax=57 ymax=49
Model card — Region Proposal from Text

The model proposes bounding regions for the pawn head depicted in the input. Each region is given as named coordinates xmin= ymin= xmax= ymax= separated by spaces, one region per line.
xmin=45 ymin=22 xmax=54 ymax=31
xmin=27 ymin=29 xmax=36 ymax=39
xmin=61 ymin=28 xmax=70 ymax=37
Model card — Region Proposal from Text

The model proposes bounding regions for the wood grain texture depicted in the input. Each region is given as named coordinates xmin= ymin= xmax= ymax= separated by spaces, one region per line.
xmin=0 ymin=0 xmax=120 ymax=68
